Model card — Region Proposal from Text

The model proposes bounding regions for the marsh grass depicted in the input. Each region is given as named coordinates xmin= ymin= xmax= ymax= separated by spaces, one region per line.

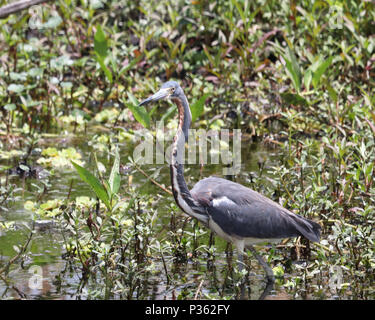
xmin=0 ymin=0 xmax=374 ymax=299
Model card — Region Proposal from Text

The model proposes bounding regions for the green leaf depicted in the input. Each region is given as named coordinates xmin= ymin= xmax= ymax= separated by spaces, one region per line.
xmin=111 ymin=200 xmax=128 ymax=213
xmin=203 ymin=45 xmax=215 ymax=67
xmin=127 ymin=91 xmax=139 ymax=106
xmin=190 ymin=93 xmax=209 ymax=122
xmin=95 ymin=53 xmax=113 ymax=83
xmin=19 ymin=164 xmax=30 ymax=172
xmin=359 ymin=86 xmax=374 ymax=108
xmin=50 ymin=55 xmax=73 ymax=70
xmin=90 ymin=0 xmax=104 ymax=9
xmin=94 ymin=25 xmax=108 ymax=58
xmin=109 ymin=147 xmax=121 ymax=195
xmin=312 ymin=56 xmax=334 ymax=89
xmin=28 ymin=67 xmax=44 ymax=77
xmin=8 ymin=84 xmax=25 ymax=93
xmin=282 ymin=51 xmax=301 ymax=93
xmin=327 ymin=84 xmax=338 ymax=103
xmin=126 ymin=92 xmax=150 ymax=128
xmin=148 ymin=104 xmax=159 ymax=118
xmin=71 ymin=161 xmax=111 ymax=210
xmin=112 ymin=174 xmax=120 ymax=196
xmin=231 ymin=0 xmax=246 ymax=23
xmin=280 ymin=92 xmax=308 ymax=106
xmin=287 ymin=47 xmax=301 ymax=82
xmin=43 ymin=15 xmax=62 ymax=29
xmin=303 ymin=69 xmax=312 ymax=91
xmin=4 ymin=104 xmax=16 ymax=111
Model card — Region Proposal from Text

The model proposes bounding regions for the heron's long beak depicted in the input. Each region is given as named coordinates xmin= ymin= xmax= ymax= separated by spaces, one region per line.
xmin=139 ymin=88 xmax=171 ymax=106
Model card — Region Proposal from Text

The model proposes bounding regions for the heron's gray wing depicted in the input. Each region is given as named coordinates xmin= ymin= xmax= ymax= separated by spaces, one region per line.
xmin=190 ymin=177 xmax=320 ymax=241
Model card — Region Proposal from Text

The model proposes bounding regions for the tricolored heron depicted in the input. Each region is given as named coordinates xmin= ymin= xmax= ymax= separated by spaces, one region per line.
xmin=139 ymin=81 xmax=321 ymax=286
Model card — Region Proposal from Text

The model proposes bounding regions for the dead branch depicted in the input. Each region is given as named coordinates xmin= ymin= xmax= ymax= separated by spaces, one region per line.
xmin=0 ymin=0 xmax=55 ymax=19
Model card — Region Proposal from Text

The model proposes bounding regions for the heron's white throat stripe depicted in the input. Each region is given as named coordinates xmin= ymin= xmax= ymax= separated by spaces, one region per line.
xmin=170 ymin=163 xmax=208 ymax=223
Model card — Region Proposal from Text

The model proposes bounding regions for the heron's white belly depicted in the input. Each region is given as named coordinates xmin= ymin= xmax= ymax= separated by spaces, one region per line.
xmin=242 ymin=237 xmax=282 ymax=246
xmin=208 ymin=218 xmax=235 ymax=243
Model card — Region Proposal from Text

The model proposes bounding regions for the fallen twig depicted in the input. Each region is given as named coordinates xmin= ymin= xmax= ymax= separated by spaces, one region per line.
xmin=0 ymin=224 xmax=34 ymax=275
xmin=194 ymin=279 xmax=204 ymax=300
xmin=0 ymin=0 xmax=55 ymax=19
xmin=0 ymin=224 xmax=34 ymax=299
xmin=133 ymin=163 xmax=173 ymax=195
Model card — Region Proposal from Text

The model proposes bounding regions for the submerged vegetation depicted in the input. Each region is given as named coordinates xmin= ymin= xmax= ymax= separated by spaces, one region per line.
xmin=0 ymin=0 xmax=374 ymax=299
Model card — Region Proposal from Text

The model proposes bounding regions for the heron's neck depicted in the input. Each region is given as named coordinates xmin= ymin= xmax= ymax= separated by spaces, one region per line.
xmin=174 ymin=95 xmax=191 ymax=140
xmin=170 ymin=96 xmax=191 ymax=195
xmin=169 ymin=96 xmax=207 ymax=223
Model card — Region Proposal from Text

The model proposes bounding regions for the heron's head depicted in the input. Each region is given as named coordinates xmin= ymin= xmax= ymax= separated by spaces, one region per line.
xmin=139 ymin=81 xmax=182 ymax=106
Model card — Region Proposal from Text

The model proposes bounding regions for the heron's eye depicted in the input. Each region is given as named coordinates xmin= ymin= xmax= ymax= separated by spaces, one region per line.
xmin=170 ymin=87 xmax=175 ymax=94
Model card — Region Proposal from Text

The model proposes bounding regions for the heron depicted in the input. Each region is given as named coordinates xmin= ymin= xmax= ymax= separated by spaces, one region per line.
xmin=139 ymin=81 xmax=321 ymax=287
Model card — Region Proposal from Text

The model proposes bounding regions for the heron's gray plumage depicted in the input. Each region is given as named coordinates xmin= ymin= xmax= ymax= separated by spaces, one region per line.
xmin=190 ymin=177 xmax=320 ymax=242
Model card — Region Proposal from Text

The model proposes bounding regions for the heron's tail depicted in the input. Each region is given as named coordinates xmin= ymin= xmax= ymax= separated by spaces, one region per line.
xmin=293 ymin=215 xmax=321 ymax=242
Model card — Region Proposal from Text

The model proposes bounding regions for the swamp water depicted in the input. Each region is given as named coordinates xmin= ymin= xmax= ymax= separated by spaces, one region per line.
xmin=0 ymin=130 xmax=343 ymax=299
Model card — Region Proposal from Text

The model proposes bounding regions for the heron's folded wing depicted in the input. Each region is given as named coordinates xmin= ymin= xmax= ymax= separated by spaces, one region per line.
xmin=191 ymin=177 xmax=320 ymax=241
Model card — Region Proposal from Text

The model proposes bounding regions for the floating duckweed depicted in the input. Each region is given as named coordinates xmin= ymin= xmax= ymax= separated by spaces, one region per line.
xmin=34 ymin=199 xmax=63 ymax=218
xmin=37 ymin=147 xmax=84 ymax=168
xmin=24 ymin=200 xmax=36 ymax=211
xmin=75 ymin=196 xmax=96 ymax=209
xmin=95 ymin=108 xmax=119 ymax=123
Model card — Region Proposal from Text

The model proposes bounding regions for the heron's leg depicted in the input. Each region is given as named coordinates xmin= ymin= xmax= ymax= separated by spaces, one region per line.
xmin=235 ymin=240 xmax=246 ymax=273
xmin=237 ymin=251 xmax=247 ymax=300
xmin=248 ymin=245 xmax=275 ymax=284
xmin=237 ymin=252 xmax=244 ymax=272
xmin=235 ymin=241 xmax=247 ymax=299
